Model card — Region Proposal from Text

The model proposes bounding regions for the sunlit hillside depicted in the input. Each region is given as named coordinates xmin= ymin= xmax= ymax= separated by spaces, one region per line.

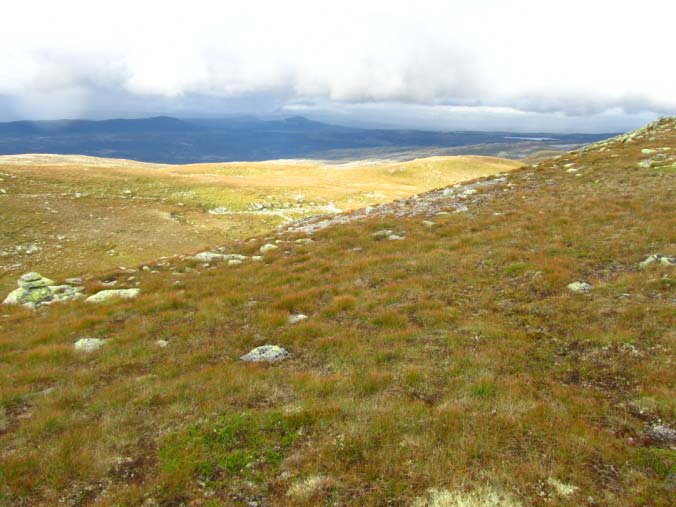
xmin=0 ymin=154 xmax=519 ymax=294
xmin=0 ymin=119 xmax=674 ymax=506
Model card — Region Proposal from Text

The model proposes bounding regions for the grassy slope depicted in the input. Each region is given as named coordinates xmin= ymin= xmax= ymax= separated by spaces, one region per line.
xmin=0 ymin=154 xmax=518 ymax=295
xmin=0 ymin=120 xmax=674 ymax=506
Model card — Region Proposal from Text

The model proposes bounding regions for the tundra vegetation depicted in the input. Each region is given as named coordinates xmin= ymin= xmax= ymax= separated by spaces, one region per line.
xmin=0 ymin=119 xmax=674 ymax=506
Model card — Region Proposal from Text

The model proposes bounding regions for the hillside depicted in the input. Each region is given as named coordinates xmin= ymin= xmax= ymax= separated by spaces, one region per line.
xmin=0 ymin=154 xmax=519 ymax=295
xmin=0 ymin=119 xmax=674 ymax=507
xmin=0 ymin=116 xmax=612 ymax=164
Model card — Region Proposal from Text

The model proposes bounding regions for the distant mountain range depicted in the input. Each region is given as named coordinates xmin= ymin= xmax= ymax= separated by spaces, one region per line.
xmin=0 ymin=116 xmax=615 ymax=164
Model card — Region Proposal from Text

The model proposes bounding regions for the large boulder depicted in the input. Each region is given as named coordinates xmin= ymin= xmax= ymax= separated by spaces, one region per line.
xmin=2 ymin=272 xmax=83 ymax=309
xmin=240 ymin=344 xmax=289 ymax=363
xmin=86 ymin=288 xmax=140 ymax=303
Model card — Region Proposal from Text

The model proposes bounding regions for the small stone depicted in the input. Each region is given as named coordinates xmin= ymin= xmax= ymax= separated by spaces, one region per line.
xmin=228 ymin=259 xmax=243 ymax=266
xmin=387 ymin=234 xmax=405 ymax=241
xmin=74 ymin=338 xmax=105 ymax=352
xmin=422 ymin=220 xmax=436 ymax=228
xmin=567 ymin=281 xmax=592 ymax=293
xmin=641 ymin=148 xmax=657 ymax=155
xmin=251 ymin=256 xmax=264 ymax=262
xmin=156 ymin=340 xmax=169 ymax=348
xmin=240 ymin=344 xmax=289 ymax=363
xmin=288 ymin=313 xmax=308 ymax=324
xmin=260 ymin=244 xmax=279 ymax=254
xmin=295 ymin=238 xmax=314 ymax=245
xmin=64 ymin=277 xmax=82 ymax=285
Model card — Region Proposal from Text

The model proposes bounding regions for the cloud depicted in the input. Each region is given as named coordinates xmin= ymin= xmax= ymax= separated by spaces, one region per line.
xmin=1 ymin=0 xmax=675 ymax=127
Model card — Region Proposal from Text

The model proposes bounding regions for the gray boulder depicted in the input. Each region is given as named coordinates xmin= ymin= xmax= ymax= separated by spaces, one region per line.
xmin=86 ymin=288 xmax=140 ymax=303
xmin=260 ymin=244 xmax=279 ymax=254
xmin=240 ymin=344 xmax=289 ymax=363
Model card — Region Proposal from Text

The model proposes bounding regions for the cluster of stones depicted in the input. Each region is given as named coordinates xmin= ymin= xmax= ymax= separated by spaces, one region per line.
xmin=2 ymin=272 xmax=83 ymax=308
xmin=192 ymin=251 xmax=263 ymax=265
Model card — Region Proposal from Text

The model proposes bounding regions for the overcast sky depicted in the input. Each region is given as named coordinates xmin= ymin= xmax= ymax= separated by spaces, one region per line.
xmin=1 ymin=0 xmax=674 ymax=132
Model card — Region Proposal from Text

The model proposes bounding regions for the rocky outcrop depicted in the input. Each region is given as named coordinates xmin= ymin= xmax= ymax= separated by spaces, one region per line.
xmin=2 ymin=272 xmax=83 ymax=309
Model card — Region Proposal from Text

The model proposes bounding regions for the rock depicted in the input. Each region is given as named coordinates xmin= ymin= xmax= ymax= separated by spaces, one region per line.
xmin=260 ymin=244 xmax=279 ymax=254
xmin=64 ymin=277 xmax=82 ymax=285
xmin=208 ymin=207 xmax=228 ymax=215
xmin=288 ymin=313 xmax=308 ymax=324
xmin=73 ymin=338 xmax=105 ymax=352
xmin=372 ymin=229 xmax=394 ymax=240
xmin=639 ymin=254 xmax=675 ymax=268
xmin=422 ymin=220 xmax=436 ymax=228
xmin=156 ymin=339 xmax=169 ymax=348
xmin=645 ymin=424 xmax=676 ymax=447
xmin=295 ymin=238 xmax=314 ymax=245
xmin=2 ymin=272 xmax=83 ymax=308
xmin=567 ymin=281 xmax=592 ymax=293
xmin=641 ymin=148 xmax=657 ymax=155
xmin=388 ymin=234 xmax=405 ymax=240
xmin=86 ymin=288 xmax=140 ymax=303
xmin=240 ymin=344 xmax=289 ymax=363
xmin=193 ymin=251 xmax=225 ymax=261
xmin=252 ymin=256 xmax=264 ymax=262
xmin=638 ymin=159 xmax=653 ymax=169
xmin=228 ymin=259 xmax=243 ymax=266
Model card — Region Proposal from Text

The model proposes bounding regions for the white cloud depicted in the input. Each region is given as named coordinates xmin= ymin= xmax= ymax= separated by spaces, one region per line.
xmin=1 ymin=0 xmax=675 ymax=127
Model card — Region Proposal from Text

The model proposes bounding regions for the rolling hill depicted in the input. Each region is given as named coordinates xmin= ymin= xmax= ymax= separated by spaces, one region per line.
xmin=0 ymin=119 xmax=674 ymax=507
xmin=0 ymin=116 xmax=613 ymax=164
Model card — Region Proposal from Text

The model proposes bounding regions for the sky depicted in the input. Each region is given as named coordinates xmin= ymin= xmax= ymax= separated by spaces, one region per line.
xmin=1 ymin=0 xmax=675 ymax=132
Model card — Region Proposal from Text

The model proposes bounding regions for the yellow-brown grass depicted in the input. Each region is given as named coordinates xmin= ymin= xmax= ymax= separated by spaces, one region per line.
xmin=0 ymin=121 xmax=674 ymax=506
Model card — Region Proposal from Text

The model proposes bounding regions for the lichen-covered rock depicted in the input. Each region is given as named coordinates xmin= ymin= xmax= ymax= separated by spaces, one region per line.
xmin=86 ymin=288 xmax=140 ymax=303
xmin=2 ymin=272 xmax=83 ymax=308
xmin=240 ymin=344 xmax=289 ymax=363
xmin=567 ymin=281 xmax=592 ymax=293
xmin=639 ymin=254 xmax=675 ymax=268
xmin=260 ymin=243 xmax=279 ymax=254
xmin=74 ymin=338 xmax=105 ymax=352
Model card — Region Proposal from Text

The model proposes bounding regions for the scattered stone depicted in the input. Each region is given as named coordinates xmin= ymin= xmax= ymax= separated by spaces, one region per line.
xmin=252 ymin=255 xmax=264 ymax=262
xmin=288 ymin=313 xmax=308 ymax=324
xmin=639 ymin=254 xmax=675 ymax=268
xmin=422 ymin=220 xmax=436 ymax=228
xmin=260 ymin=243 xmax=279 ymax=254
xmin=566 ymin=168 xmax=578 ymax=173
xmin=295 ymin=238 xmax=314 ymax=245
xmin=240 ymin=344 xmax=289 ymax=363
xmin=64 ymin=277 xmax=82 ymax=285
xmin=388 ymin=234 xmax=405 ymax=240
xmin=228 ymin=259 xmax=243 ymax=266
xmin=86 ymin=288 xmax=140 ymax=303
xmin=73 ymin=338 xmax=105 ymax=352
xmin=641 ymin=148 xmax=657 ymax=155
xmin=638 ymin=159 xmax=653 ymax=169
xmin=567 ymin=281 xmax=592 ymax=293
xmin=208 ymin=207 xmax=228 ymax=215
xmin=156 ymin=339 xmax=169 ymax=348
xmin=2 ymin=272 xmax=83 ymax=308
